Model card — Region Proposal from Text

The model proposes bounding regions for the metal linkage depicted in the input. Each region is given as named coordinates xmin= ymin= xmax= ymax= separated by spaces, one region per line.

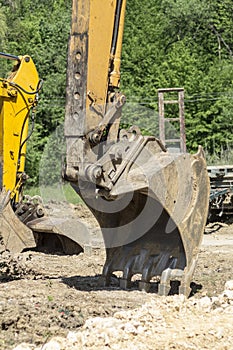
xmin=0 ymin=52 xmax=19 ymax=61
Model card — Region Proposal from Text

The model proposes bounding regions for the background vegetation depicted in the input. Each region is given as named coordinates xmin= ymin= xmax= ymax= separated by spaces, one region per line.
xmin=1 ymin=0 xmax=233 ymax=186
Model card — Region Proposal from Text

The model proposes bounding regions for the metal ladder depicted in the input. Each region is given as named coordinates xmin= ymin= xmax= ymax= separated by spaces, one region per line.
xmin=158 ymin=88 xmax=186 ymax=153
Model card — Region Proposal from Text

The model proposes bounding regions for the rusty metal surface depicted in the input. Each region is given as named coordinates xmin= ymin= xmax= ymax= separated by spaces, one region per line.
xmin=27 ymin=216 xmax=89 ymax=254
xmin=0 ymin=190 xmax=86 ymax=255
xmin=75 ymin=138 xmax=209 ymax=296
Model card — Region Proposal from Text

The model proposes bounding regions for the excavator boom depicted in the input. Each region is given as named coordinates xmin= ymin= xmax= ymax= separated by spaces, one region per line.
xmin=0 ymin=53 xmax=41 ymax=252
xmin=0 ymin=53 xmax=40 ymax=193
xmin=65 ymin=0 xmax=127 ymax=182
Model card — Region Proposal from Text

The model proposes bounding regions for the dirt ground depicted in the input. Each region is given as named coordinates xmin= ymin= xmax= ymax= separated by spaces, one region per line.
xmin=0 ymin=202 xmax=233 ymax=350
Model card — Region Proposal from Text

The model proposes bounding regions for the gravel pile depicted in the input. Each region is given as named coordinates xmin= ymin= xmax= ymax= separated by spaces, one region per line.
xmin=13 ymin=281 xmax=233 ymax=350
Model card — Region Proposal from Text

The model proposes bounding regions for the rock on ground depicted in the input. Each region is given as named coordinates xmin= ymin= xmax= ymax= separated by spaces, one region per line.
xmin=13 ymin=281 xmax=233 ymax=350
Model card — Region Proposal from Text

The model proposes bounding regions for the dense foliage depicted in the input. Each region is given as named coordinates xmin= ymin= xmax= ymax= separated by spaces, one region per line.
xmin=1 ymin=0 xmax=233 ymax=185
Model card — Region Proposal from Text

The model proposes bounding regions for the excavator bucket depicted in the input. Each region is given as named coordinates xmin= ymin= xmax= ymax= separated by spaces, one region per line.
xmin=75 ymin=142 xmax=210 ymax=297
xmin=0 ymin=189 xmax=90 ymax=255
xmin=27 ymin=214 xmax=90 ymax=255
xmin=105 ymin=149 xmax=209 ymax=296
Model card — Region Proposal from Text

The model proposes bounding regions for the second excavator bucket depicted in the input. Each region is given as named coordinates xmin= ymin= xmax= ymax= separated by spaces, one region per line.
xmin=0 ymin=188 xmax=91 ymax=255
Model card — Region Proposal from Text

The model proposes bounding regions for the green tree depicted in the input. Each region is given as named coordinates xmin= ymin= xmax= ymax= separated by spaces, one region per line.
xmin=0 ymin=6 xmax=7 ymax=40
xmin=2 ymin=0 xmax=233 ymax=185
xmin=0 ymin=5 xmax=8 ymax=75
xmin=122 ymin=0 xmax=233 ymax=157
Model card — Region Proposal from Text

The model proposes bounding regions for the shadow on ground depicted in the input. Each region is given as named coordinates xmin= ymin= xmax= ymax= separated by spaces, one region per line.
xmin=61 ymin=274 xmax=202 ymax=297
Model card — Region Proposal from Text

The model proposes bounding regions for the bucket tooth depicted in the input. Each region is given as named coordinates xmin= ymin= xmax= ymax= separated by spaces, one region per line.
xmin=158 ymin=268 xmax=174 ymax=296
xmin=151 ymin=252 xmax=171 ymax=276
xmin=158 ymin=283 xmax=171 ymax=296
xmin=134 ymin=248 xmax=149 ymax=268
xmin=141 ymin=256 xmax=155 ymax=282
xmin=119 ymin=255 xmax=136 ymax=289
xmin=178 ymin=260 xmax=197 ymax=297
xmin=102 ymin=264 xmax=113 ymax=287
xmin=158 ymin=267 xmax=184 ymax=296
xmin=139 ymin=255 xmax=159 ymax=291
xmin=77 ymin=144 xmax=209 ymax=295
xmin=122 ymin=255 xmax=136 ymax=280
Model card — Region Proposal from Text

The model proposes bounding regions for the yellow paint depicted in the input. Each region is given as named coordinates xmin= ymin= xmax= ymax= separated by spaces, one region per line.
xmin=87 ymin=0 xmax=126 ymax=127
xmin=0 ymin=55 xmax=40 ymax=196
xmin=70 ymin=0 xmax=127 ymax=132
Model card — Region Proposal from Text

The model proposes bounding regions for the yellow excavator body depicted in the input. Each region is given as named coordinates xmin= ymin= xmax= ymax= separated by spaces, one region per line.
xmin=0 ymin=54 xmax=41 ymax=252
xmin=0 ymin=54 xmax=39 ymax=194
xmin=0 ymin=0 xmax=210 ymax=296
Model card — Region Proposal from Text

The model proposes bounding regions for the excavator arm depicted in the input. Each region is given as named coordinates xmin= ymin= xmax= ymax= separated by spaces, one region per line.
xmin=65 ymin=0 xmax=127 ymax=183
xmin=0 ymin=53 xmax=41 ymax=252
xmin=0 ymin=53 xmax=41 ymax=197
xmin=0 ymin=53 xmax=90 ymax=255
xmin=64 ymin=0 xmax=210 ymax=296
